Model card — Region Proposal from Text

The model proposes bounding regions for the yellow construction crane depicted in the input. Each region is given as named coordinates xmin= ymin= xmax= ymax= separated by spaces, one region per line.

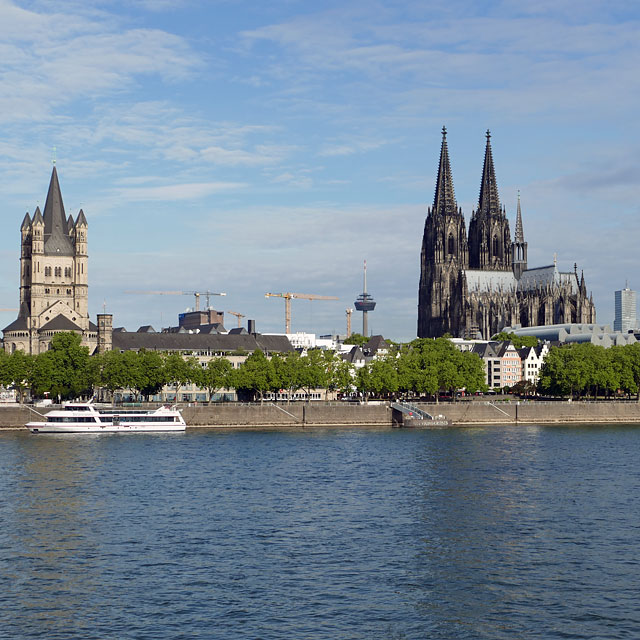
xmin=265 ymin=292 xmax=339 ymax=334
xmin=125 ymin=290 xmax=226 ymax=311
xmin=346 ymin=308 xmax=353 ymax=338
xmin=227 ymin=311 xmax=245 ymax=328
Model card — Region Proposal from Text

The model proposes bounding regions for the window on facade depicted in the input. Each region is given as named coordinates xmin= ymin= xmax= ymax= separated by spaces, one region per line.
xmin=448 ymin=234 xmax=455 ymax=255
xmin=64 ymin=267 xmax=71 ymax=277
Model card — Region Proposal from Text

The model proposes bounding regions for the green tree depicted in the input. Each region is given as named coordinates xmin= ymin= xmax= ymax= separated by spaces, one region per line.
xmin=299 ymin=349 xmax=327 ymax=400
xmin=98 ymin=350 xmax=129 ymax=397
xmin=368 ymin=356 xmax=399 ymax=398
xmin=30 ymin=333 xmax=94 ymax=400
xmin=492 ymin=332 xmax=539 ymax=349
xmin=202 ymin=357 xmax=233 ymax=401
xmin=271 ymin=351 xmax=304 ymax=402
xmin=0 ymin=349 xmax=34 ymax=403
xmin=138 ymin=350 xmax=167 ymax=400
xmin=620 ymin=343 xmax=640 ymax=402
xmin=343 ymin=333 xmax=368 ymax=346
xmin=235 ymin=350 xmax=278 ymax=402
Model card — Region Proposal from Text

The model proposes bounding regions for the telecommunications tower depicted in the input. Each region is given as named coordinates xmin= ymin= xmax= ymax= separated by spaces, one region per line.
xmin=354 ymin=260 xmax=376 ymax=337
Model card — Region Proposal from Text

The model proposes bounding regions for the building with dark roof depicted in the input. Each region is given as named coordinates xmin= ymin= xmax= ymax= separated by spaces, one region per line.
xmin=418 ymin=128 xmax=596 ymax=339
xmin=2 ymin=167 xmax=109 ymax=355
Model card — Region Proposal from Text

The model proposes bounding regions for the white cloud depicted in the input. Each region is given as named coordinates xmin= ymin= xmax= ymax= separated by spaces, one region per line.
xmin=117 ymin=181 xmax=246 ymax=201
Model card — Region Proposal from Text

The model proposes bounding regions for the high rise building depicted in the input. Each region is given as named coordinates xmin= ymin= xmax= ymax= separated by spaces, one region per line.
xmin=614 ymin=286 xmax=636 ymax=333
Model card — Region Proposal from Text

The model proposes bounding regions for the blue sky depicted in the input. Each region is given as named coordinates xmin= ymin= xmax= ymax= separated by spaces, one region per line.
xmin=1 ymin=0 xmax=639 ymax=341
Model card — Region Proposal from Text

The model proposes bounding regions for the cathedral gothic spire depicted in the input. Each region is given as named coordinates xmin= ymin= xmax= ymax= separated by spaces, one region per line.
xmin=477 ymin=130 xmax=501 ymax=217
xmin=433 ymin=126 xmax=458 ymax=217
xmin=468 ymin=130 xmax=512 ymax=271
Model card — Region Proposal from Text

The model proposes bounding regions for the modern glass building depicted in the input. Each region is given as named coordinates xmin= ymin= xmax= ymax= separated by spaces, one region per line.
xmin=614 ymin=286 xmax=637 ymax=332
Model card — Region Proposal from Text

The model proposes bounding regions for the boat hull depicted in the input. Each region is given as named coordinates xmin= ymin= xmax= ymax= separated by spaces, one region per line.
xmin=26 ymin=422 xmax=186 ymax=434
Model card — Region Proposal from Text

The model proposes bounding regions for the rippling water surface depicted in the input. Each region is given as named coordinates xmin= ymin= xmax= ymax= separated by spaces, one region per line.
xmin=1 ymin=424 xmax=640 ymax=639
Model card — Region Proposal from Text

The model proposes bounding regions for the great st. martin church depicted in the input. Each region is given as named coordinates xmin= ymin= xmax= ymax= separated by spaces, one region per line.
xmin=418 ymin=128 xmax=596 ymax=339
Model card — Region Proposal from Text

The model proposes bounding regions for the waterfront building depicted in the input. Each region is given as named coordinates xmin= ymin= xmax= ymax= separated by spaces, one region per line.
xmin=472 ymin=341 xmax=524 ymax=389
xmin=2 ymin=167 xmax=110 ymax=355
xmin=111 ymin=326 xmax=294 ymax=402
xmin=614 ymin=286 xmax=636 ymax=333
xmin=418 ymin=128 xmax=596 ymax=339
xmin=519 ymin=344 xmax=550 ymax=384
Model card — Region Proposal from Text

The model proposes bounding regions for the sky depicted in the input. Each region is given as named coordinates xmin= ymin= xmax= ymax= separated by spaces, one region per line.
xmin=0 ymin=0 xmax=639 ymax=342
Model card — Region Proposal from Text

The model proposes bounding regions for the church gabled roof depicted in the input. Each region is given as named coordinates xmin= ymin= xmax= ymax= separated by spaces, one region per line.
xmin=39 ymin=315 xmax=83 ymax=332
xmin=76 ymin=209 xmax=87 ymax=227
xmin=477 ymin=130 xmax=501 ymax=217
xmin=432 ymin=126 xmax=458 ymax=217
xmin=42 ymin=166 xmax=74 ymax=256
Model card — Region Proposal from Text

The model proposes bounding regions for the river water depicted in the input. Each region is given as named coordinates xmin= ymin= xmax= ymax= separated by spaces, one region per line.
xmin=1 ymin=425 xmax=639 ymax=639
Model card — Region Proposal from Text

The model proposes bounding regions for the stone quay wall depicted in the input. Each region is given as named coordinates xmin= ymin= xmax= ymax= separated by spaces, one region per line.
xmin=3 ymin=401 xmax=640 ymax=430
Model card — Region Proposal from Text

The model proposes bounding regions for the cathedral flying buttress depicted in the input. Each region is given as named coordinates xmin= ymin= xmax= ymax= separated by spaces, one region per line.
xmin=418 ymin=129 xmax=596 ymax=339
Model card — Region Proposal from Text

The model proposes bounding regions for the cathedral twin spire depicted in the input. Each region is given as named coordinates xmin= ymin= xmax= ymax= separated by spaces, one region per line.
xmin=432 ymin=126 xmax=459 ymax=217
xmin=477 ymin=130 xmax=502 ymax=219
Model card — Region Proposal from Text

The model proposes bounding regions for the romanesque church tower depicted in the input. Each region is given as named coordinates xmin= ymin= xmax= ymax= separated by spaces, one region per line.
xmin=418 ymin=127 xmax=469 ymax=337
xmin=3 ymin=167 xmax=98 ymax=354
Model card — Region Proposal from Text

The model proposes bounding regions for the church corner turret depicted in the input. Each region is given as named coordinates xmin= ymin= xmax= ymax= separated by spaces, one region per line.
xmin=418 ymin=129 xmax=596 ymax=339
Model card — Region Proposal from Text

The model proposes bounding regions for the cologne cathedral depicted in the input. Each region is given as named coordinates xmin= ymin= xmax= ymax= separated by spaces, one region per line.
xmin=418 ymin=128 xmax=596 ymax=339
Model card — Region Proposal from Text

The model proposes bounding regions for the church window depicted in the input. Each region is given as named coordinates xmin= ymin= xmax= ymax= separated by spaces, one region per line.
xmin=45 ymin=266 xmax=51 ymax=277
xmin=44 ymin=288 xmax=50 ymax=294
xmin=492 ymin=236 xmax=499 ymax=256
xmin=448 ymin=234 xmax=455 ymax=255
xmin=64 ymin=267 xmax=71 ymax=277
xmin=66 ymin=289 xmax=71 ymax=295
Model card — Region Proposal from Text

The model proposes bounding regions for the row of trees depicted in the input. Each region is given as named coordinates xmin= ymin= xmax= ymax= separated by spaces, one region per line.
xmin=538 ymin=342 xmax=640 ymax=400
xmin=0 ymin=333 xmax=488 ymax=402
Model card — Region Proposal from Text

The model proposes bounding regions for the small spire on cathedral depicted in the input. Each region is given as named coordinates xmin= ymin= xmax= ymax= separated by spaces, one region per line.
xmin=514 ymin=191 xmax=525 ymax=244
xmin=52 ymin=146 xmax=56 ymax=166
xmin=442 ymin=125 xmax=447 ymax=138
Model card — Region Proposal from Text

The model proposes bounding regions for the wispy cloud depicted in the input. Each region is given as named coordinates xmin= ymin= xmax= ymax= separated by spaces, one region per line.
xmin=117 ymin=181 xmax=246 ymax=201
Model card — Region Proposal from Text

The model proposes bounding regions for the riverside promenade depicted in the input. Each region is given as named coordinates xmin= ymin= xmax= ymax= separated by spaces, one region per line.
xmin=3 ymin=400 xmax=640 ymax=429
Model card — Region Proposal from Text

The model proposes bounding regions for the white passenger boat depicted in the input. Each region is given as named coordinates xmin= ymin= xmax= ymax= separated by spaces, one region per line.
xmin=26 ymin=402 xmax=186 ymax=434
